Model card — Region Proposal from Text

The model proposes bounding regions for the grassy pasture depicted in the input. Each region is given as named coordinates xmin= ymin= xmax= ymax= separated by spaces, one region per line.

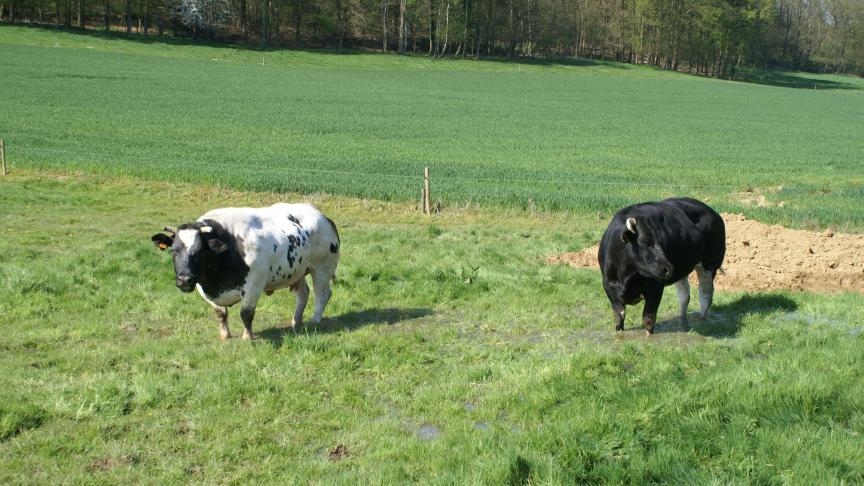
xmin=2 ymin=26 xmax=864 ymax=483
xmin=1 ymin=170 xmax=863 ymax=483
xmin=2 ymin=26 xmax=864 ymax=230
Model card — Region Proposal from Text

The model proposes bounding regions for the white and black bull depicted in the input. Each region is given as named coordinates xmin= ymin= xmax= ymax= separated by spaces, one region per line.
xmin=598 ymin=197 xmax=725 ymax=335
xmin=151 ymin=204 xmax=340 ymax=340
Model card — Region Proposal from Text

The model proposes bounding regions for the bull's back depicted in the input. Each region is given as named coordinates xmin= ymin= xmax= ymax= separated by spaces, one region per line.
xmin=199 ymin=204 xmax=338 ymax=262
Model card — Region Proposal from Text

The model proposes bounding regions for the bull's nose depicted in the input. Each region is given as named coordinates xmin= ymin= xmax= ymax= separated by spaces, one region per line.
xmin=662 ymin=266 xmax=673 ymax=278
xmin=176 ymin=275 xmax=193 ymax=288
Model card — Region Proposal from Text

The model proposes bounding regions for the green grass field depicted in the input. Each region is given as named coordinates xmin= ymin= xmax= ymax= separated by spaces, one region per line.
xmin=2 ymin=26 xmax=864 ymax=231
xmin=1 ymin=170 xmax=863 ymax=483
xmin=2 ymin=26 xmax=864 ymax=483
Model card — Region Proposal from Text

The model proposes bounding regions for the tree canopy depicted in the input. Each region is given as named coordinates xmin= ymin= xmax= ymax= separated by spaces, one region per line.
xmin=2 ymin=0 xmax=863 ymax=75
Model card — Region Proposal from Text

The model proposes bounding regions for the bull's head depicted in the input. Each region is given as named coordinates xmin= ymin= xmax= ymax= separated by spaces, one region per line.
xmin=151 ymin=221 xmax=229 ymax=293
xmin=620 ymin=217 xmax=673 ymax=280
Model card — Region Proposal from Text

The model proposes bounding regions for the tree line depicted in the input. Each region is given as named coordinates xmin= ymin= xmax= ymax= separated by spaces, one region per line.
xmin=2 ymin=0 xmax=863 ymax=76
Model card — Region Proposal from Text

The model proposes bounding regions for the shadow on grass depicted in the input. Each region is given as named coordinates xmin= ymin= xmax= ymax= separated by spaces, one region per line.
xmin=637 ymin=293 xmax=798 ymax=340
xmin=259 ymin=307 xmax=433 ymax=347
xmin=692 ymin=293 xmax=798 ymax=338
xmin=735 ymin=68 xmax=860 ymax=90
xmin=5 ymin=23 xmax=625 ymax=69
xmin=481 ymin=55 xmax=622 ymax=70
xmin=5 ymin=23 xmax=368 ymax=55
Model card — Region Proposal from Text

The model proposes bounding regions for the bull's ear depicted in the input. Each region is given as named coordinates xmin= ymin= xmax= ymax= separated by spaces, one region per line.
xmin=151 ymin=233 xmax=173 ymax=251
xmin=621 ymin=217 xmax=638 ymax=243
xmin=207 ymin=238 xmax=228 ymax=254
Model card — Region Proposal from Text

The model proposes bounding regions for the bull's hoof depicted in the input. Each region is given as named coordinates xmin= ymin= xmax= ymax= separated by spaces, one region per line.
xmin=219 ymin=332 xmax=231 ymax=341
xmin=242 ymin=332 xmax=256 ymax=341
xmin=615 ymin=325 xmax=624 ymax=332
xmin=644 ymin=329 xmax=653 ymax=337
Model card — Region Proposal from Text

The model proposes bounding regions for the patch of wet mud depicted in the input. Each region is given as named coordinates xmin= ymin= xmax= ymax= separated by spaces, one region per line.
xmin=777 ymin=311 xmax=845 ymax=327
xmin=455 ymin=321 xmax=711 ymax=353
xmin=417 ymin=424 xmax=441 ymax=441
xmin=548 ymin=213 xmax=864 ymax=293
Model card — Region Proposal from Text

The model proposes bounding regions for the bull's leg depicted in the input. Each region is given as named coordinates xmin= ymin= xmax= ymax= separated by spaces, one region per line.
xmin=695 ymin=264 xmax=715 ymax=320
xmin=611 ymin=301 xmax=626 ymax=332
xmin=642 ymin=284 xmax=663 ymax=336
xmin=602 ymin=279 xmax=626 ymax=332
xmin=310 ymin=268 xmax=334 ymax=325
xmin=239 ymin=287 xmax=262 ymax=341
xmin=291 ymin=278 xmax=309 ymax=329
xmin=197 ymin=285 xmax=230 ymax=340
xmin=216 ymin=307 xmax=230 ymax=340
xmin=240 ymin=307 xmax=256 ymax=340
xmin=674 ymin=278 xmax=690 ymax=329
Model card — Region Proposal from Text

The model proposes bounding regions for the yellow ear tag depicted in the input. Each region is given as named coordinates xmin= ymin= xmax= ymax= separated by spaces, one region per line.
xmin=159 ymin=243 xmax=168 ymax=250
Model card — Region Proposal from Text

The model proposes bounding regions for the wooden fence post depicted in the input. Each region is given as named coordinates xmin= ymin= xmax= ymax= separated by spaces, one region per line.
xmin=423 ymin=167 xmax=430 ymax=214
xmin=1 ymin=139 xmax=6 ymax=176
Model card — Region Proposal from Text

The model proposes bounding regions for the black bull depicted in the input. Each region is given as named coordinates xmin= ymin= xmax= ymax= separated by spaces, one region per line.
xmin=598 ymin=198 xmax=726 ymax=335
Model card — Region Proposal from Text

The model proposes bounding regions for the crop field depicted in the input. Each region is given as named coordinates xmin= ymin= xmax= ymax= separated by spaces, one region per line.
xmin=2 ymin=26 xmax=864 ymax=483
xmin=2 ymin=26 xmax=864 ymax=230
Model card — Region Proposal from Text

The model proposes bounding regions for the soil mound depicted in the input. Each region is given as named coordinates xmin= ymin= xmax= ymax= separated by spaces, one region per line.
xmin=547 ymin=213 xmax=864 ymax=293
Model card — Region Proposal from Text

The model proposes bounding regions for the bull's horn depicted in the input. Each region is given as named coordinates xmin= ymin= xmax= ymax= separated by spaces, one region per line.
xmin=163 ymin=226 xmax=177 ymax=234
xmin=199 ymin=226 xmax=213 ymax=234
xmin=626 ymin=218 xmax=637 ymax=233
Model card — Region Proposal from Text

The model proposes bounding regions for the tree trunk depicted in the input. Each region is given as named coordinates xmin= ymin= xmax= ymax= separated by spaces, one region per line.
xmin=440 ymin=1 xmax=449 ymax=56
xmin=335 ymin=0 xmax=343 ymax=49
xmin=461 ymin=0 xmax=468 ymax=57
xmin=77 ymin=0 xmax=83 ymax=27
xmin=399 ymin=0 xmax=406 ymax=54
xmin=104 ymin=0 xmax=109 ymax=31
xmin=260 ymin=0 xmax=269 ymax=47
xmin=239 ymin=0 xmax=247 ymax=36
xmin=428 ymin=0 xmax=435 ymax=55
xmin=382 ymin=1 xmax=387 ymax=52
xmin=292 ymin=0 xmax=301 ymax=45
xmin=125 ymin=0 xmax=131 ymax=34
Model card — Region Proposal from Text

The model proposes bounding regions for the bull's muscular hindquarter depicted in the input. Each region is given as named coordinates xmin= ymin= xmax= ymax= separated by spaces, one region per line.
xmin=598 ymin=198 xmax=725 ymax=335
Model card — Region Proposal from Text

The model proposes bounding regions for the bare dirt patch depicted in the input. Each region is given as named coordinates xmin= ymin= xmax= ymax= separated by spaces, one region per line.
xmin=329 ymin=444 xmax=350 ymax=461
xmin=548 ymin=213 xmax=864 ymax=293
